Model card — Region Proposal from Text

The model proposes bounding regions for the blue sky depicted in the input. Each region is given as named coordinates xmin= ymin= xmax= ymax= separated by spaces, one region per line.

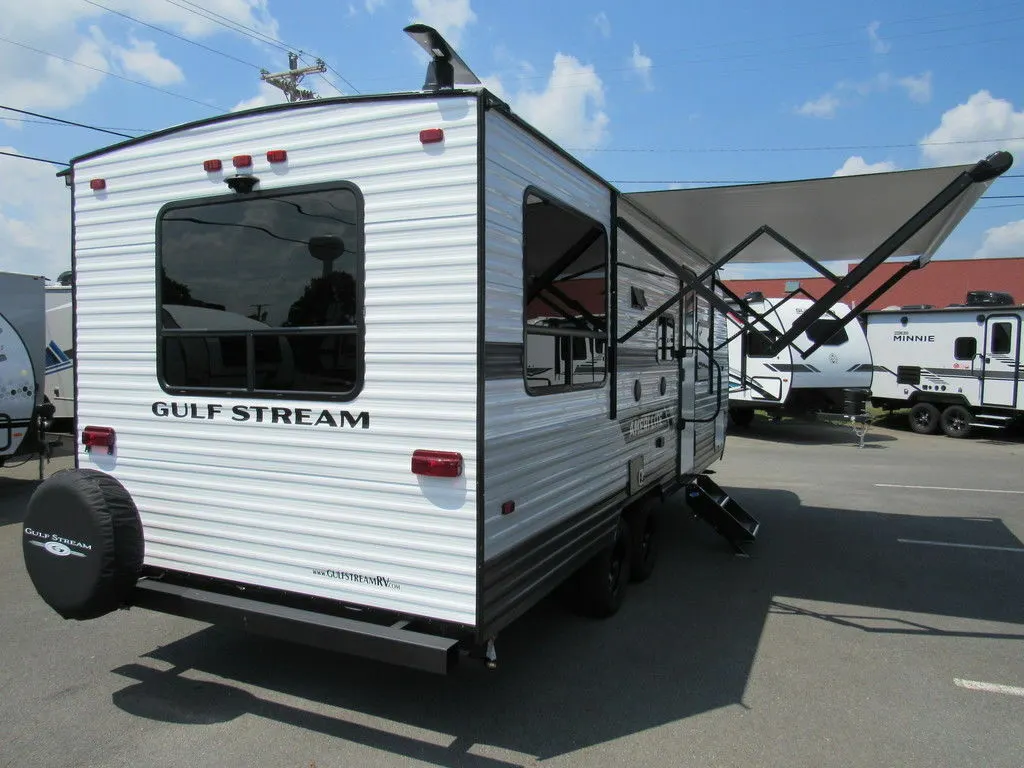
xmin=1 ymin=0 xmax=1021 ymax=282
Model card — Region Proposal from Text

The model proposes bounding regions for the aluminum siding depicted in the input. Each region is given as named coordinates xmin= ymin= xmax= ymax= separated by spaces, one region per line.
xmin=72 ymin=97 xmax=480 ymax=626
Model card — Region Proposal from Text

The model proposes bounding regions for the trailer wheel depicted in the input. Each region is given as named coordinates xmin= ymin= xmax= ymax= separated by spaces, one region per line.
xmin=729 ymin=408 xmax=755 ymax=428
xmin=908 ymin=402 xmax=941 ymax=434
xmin=575 ymin=517 xmax=631 ymax=618
xmin=940 ymin=405 xmax=974 ymax=439
xmin=627 ymin=506 xmax=659 ymax=583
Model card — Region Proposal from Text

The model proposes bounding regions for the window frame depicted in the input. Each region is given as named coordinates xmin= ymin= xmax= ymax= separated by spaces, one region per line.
xmin=155 ymin=180 xmax=366 ymax=402
xmin=990 ymin=322 xmax=1012 ymax=355
xmin=953 ymin=336 xmax=977 ymax=361
xmin=521 ymin=187 xmax=609 ymax=396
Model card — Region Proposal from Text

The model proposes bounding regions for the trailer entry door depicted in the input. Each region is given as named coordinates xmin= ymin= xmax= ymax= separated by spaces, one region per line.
xmin=981 ymin=316 xmax=1021 ymax=408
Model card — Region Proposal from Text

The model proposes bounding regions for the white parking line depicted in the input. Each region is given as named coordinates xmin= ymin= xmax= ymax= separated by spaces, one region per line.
xmin=876 ymin=483 xmax=1024 ymax=495
xmin=954 ymin=678 xmax=1024 ymax=697
xmin=898 ymin=539 xmax=1024 ymax=553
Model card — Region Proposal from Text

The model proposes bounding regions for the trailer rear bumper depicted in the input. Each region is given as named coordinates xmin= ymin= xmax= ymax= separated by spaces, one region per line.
xmin=130 ymin=578 xmax=461 ymax=675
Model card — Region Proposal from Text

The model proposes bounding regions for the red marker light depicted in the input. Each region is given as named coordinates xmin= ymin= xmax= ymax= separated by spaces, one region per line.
xmin=266 ymin=149 xmax=288 ymax=163
xmin=203 ymin=159 xmax=223 ymax=172
xmin=82 ymin=425 xmax=116 ymax=455
xmin=232 ymin=154 xmax=253 ymax=168
xmin=419 ymin=128 xmax=444 ymax=144
xmin=411 ymin=449 xmax=463 ymax=478
xmin=89 ymin=179 xmax=106 ymax=191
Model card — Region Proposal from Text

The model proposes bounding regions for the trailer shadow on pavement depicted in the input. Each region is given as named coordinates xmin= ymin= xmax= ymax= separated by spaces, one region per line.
xmin=728 ymin=417 xmax=897 ymax=447
xmin=108 ymin=487 xmax=1024 ymax=766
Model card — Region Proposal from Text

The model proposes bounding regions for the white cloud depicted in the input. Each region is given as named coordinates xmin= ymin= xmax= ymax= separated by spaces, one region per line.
xmin=365 ymin=0 xmax=386 ymax=11
xmin=867 ymin=21 xmax=891 ymax=54
xmin=592 ymin=11 xmax=611 ymax=38
xmin=485 ymin=53 xmax=609 ymax=150
xmin=972 ymin=219 xmax=1024 ymax=259
xmin=832 ymin=156 xmax=898 ymax=176
xmin=231 ymin=81 xmax=289 ymax=112
xmin=898 ymin=72 xmax=931 ymax=104
xmin=920 ymin=90 xmax=1024 ymax=165
xmin=796 ymin=93 xmax=840 ymax=118
xmin=630 ymin=43 xmax=653 ymax=91
xmin=0 ymin=148 xmax=71 ymax=282
xmin=113 ymin=38 xmax=184 ymax=86
xmin=411 ymin=0 xmax=476 ymax=46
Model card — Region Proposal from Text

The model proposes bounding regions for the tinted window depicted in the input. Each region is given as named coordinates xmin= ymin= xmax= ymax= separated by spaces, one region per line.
xmin=158 ymin=184 xmax=363 ymax=399
xmin=523 ymin=191 xmax=607 ymax=394
xmin=657 ymin=316 xmax=675 ymax=363
xmin=954 ymin=336 xmax=977 ymax=360
xmin=745 ymin=327 xmax=779 ymax=358
xmin=806 ymin=319 xmax=849 ymax=346
xmin=991 ymin=322 xmax=1012 ymax=355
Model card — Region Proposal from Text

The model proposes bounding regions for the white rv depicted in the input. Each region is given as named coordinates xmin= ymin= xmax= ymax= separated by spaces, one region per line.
xmin=726 ymin=294 xmax=872 ymax=425
xmin=0 ymin=271 xmax=46 ymax=465
xmin=44 ymin=278 xmax=74 ymax=426
xmin=865 ymin=296 xmax=1024 ymax=438
xmin=19 ymin=25 xmax=1011 ymax=673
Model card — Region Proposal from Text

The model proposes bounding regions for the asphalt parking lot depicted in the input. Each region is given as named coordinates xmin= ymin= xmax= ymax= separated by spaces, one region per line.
xmin=1 ymin=423 xmax=1021 ymax=768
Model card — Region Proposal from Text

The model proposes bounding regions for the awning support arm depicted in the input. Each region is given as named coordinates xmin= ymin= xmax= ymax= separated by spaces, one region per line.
xmin=525 ymin=226 xmax=604 ymax=304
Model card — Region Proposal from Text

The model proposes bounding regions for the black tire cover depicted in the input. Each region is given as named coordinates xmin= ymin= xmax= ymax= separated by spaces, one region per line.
xmin=22 ymin=469 xmax=144 ymax=620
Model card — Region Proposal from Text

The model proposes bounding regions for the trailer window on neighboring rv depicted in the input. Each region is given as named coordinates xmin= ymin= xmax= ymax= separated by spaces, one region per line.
xmin=157 ymin=183 xmax=363 ymax=400
xmin=744 ymin=327 xmax=779 ymax=358
xmin=523 ymin=191 xmax=608 ymax=394
xmin=954 ymin=336 xmax=977 ymax=360
xmin=991 ymin=322 xmax=1012 ymax=355
xmin=657 ymin=316 xmax=676 ymax=363
xmin=805 ymin=319 xmax=848 ymax=346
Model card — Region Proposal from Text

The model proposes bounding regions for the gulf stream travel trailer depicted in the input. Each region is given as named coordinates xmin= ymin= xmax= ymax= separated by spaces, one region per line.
xmin=865 ymin=295 xmax=1024 ymax=438
xmin=0 ymin=271 xmax=47 ymax=465
xmin=20 ymin=25 xmax=1012 ymax=673
xmin=726 ymin=295 xmax=872 ymax=425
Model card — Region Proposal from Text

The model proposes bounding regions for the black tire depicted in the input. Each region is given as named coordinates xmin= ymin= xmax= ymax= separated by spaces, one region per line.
xmin=729 ymin=408 xmax=755 ymax=428
xmin=22 ymin=469 xmax=144 ymax=620
xmin=627 ymin=506 xmax=659 ymax=583
xmin=574 ymin=517 xmax=631 ymax=618
xmin=908 ymin=402 xmax=941 ymax=435
xmin=940 ymin=404 xmax=974 ymax=439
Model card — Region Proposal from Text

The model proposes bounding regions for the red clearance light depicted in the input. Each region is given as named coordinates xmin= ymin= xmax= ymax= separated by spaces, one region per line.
xmin=203 ymin=159 xmax=223 ymax=172
xmin=411 ymin=449 xmax=463 ymax=478
xmin=419 ymin=128 xmax=444 ymax=144
xmin=82 ymin=425 xmax=116 ymax=455
xmin=501 ymin=500 xmax=516 ymax=516
xmin=266 ymin=149 xmax=288 ymax=163
xmin=232 ymin=154 xmax=253 ymax=168
xmin=89 ymin=178 xmax=106 ymax=191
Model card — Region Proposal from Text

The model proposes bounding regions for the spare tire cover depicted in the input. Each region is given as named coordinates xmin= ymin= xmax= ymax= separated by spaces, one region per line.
xmin=23 ymin=469 xmax=144 ymax=620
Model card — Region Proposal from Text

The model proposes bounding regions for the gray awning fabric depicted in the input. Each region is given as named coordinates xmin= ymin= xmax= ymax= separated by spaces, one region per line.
xmin=624 ymin=163 xmax=995 ymax=267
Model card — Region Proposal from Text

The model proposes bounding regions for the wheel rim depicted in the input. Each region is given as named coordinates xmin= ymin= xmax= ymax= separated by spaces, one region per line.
xmin=949 ymin=412 xmax=967 ymax=432
xmin=914 ymin=410 xmax=932 ymax=428
xmin=608 ymin=533 xmax=626 ymax=593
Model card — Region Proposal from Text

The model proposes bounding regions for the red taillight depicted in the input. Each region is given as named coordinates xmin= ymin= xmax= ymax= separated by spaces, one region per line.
xmin=203 ymin=159 xmax=223 ymax=172
xmin=266 ymin=149 xmax=288 ymax=163
xmin=82 ymin=426 xmax=116 ymax=454
xmin=232 ymin=154 xmax=253 ymax=168
xmin=419 ymin=128 xmax=444 ymax=144
xmin=411 ymin=450 xmax=463 ymax=478
xmin=89 ymin=178 xmax=106 ymax=191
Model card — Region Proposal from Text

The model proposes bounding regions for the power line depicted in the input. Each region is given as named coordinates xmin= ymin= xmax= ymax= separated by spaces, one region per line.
xmin=0 ymin=33 xmax=223 ymax=112
xmin=579 ymin=137 xmax=1024 ymax=154
xmin=0 ymin=150 xmax=66 ymax=166
xmin=82 ymin=0 xmax=263 ymax=70
xmin=0 ymin=104 xmax=133 ymax=138
xmin=0 ymin=115 xmax=147 ymax=132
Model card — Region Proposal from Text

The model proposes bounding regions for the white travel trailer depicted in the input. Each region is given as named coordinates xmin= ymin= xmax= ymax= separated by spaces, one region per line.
xmin=726 ymin=295 xmax=872 ymax=424
xmin=20 ymin=25 xmax=1011 ymax=673
xmin=865 ymin=296 xmax=1024 ymax=438
xmin=0 ymin=271 xmax=46 ymax=464
xmin=44 ymin=278 xmax=74 ymax=425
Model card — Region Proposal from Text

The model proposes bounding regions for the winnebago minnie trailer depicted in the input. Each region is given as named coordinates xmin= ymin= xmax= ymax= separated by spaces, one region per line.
xmin=0 ymin=271 xmax=47 ymax=465
xmin=20 ymin=25 xmax=1012 ymax=674
xmin=726 ymin=295 xmax=872 ymax=425
xmin=865 ymin=296 xmax=1024 ymax=438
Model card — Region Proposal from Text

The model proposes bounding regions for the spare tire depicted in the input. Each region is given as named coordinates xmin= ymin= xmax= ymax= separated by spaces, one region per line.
xmin=22 ymin=469 xmax=144 ymax=620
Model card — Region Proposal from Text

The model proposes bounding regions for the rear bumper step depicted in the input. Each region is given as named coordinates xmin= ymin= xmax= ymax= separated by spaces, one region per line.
xmin=130 ymin=579 xmax=460 ymax=674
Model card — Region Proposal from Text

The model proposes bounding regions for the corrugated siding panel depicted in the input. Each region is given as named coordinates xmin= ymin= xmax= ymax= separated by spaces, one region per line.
xmin=482 ymin=111 xmax=622 ymax=559
xmin=73 ymin=97 xmax=479 ymax=625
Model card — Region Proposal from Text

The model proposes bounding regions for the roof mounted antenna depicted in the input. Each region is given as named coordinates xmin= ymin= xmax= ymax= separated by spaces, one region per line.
xmin=403 ymin=24 xmax=481 ymax=91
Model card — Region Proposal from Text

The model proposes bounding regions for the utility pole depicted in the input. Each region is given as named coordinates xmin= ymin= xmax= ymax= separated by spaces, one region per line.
xmin=260 ymin=53 xmax=327 ymax=102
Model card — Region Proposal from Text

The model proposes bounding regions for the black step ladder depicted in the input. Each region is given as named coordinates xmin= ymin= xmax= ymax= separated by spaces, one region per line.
xmin=685 ymin=475 xmax=760 ymax=556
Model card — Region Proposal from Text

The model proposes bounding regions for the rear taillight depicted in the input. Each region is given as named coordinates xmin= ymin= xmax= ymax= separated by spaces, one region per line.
xmin=411 ymin=450 xmax=463 ymax=478
xmin=82 ymin=426 xmax=116 ymax=454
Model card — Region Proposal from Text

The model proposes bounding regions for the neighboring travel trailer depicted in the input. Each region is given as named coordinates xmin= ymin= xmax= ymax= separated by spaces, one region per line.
xmin=865 ymin=294 xmax=1024 ymax=438
xmin=44 ymin=276 xmax=74 ymax=426
xmin=0 ymin=271 xmax=47 ymax=465
xmin=726 ymin=295 xmax=872 ymax=425
xmin=20 ymin=25 xmax=1011 ymax=674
